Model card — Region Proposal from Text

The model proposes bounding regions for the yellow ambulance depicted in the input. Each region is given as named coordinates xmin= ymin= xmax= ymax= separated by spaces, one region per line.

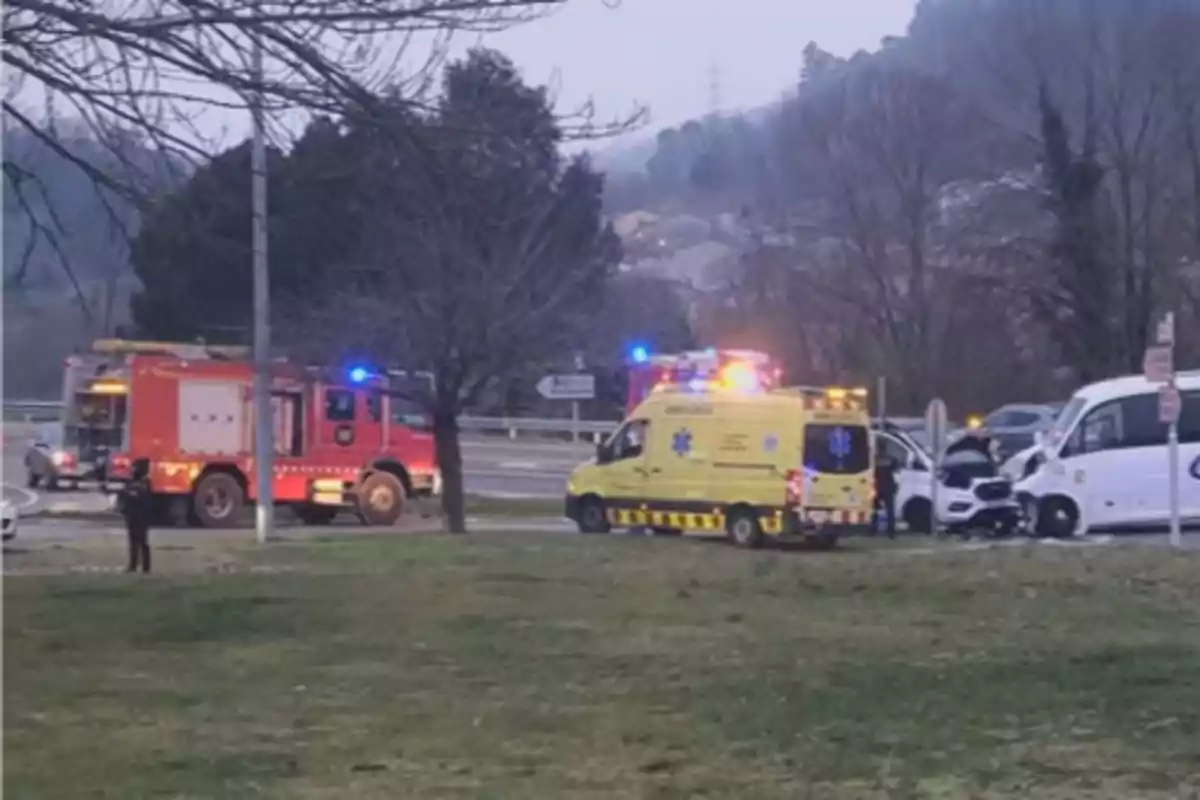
xmin=564 ymin=383 xmax=875 ymax=548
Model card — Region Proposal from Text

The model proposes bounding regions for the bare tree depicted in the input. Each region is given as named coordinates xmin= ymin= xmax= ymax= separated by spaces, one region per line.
xmin=2 ymin=0 xmax=632 ymax=301
xmin=921 ymin=0 xmax=1200 ymax=376
xmin=765 ymin=64 xmax=1020 ymax=409
xmin=277 ymin=50 xmax=621 ymax=532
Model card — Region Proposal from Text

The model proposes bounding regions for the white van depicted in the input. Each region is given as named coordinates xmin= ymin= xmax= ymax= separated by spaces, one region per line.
xmin=1016 ymin=371 xmax=1200 ymax=537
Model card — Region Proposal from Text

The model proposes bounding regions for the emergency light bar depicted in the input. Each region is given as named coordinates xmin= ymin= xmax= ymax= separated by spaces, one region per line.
xmin=83 ymin=380 xmax=128 ymax=395
xmin=91 ymin=339 xmax=251 ymax=360
xmin=777 ymin=385 xmax=869 ymax=410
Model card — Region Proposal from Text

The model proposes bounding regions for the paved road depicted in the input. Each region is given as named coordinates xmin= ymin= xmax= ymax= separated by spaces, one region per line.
xmin=2 ymin=426 xmax=588 ymax=514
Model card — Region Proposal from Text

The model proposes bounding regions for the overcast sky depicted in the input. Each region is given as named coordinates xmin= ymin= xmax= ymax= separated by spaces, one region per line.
xmin=14 ymin=0 xmax=916 ymax=152
xmin=484 ymin=0 xmax=917 ymax=135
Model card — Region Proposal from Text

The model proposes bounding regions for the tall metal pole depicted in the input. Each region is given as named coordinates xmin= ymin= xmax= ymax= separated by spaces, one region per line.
xmin=1163 ymin=312 xmax=1180 ymax=548
xmin=251 ymin=31 xmax=274 ymax=543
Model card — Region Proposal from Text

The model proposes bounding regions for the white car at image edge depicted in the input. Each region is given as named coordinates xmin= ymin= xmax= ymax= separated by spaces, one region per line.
xmin=2 ymin=498 xmax=18 ymax=542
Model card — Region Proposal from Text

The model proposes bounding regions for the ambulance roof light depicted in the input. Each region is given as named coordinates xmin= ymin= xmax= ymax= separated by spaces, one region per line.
xmin=348 ymin=366 xmax=371 ymax=383
xmin=629 ymin=345 xmax=650 ymax=364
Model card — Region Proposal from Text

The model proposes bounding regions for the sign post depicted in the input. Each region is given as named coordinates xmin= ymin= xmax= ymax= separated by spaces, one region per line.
xmin=1158 ymin=313 xmax=1180 ymax=547
xmin=572 ymin=353 xmax=585 ymax=443
xmin=1146 ymin=312 xmax=1180 ymax=547
xmin=924 ymin=398 xmax=948 ymax=535
xmin=537 ymin=371 xmax=596 ymax=443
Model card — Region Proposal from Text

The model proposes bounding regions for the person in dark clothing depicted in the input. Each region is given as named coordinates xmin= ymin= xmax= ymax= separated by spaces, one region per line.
xmin=117 ymin=458 xmax=154 ymax=573
xmin=873 ymin=455 xmax=898 ymax=538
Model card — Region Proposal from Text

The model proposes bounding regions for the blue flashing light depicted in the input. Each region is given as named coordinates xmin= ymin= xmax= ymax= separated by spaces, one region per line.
xmin=630 ymin=345 xmax=650 ymax=364
xmin=348 ymin=366 xmax=370 ymax=383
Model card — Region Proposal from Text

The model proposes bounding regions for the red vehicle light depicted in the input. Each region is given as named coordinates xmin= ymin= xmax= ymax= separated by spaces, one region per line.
xmin=785 ymin=468 xmax=804 ymax=506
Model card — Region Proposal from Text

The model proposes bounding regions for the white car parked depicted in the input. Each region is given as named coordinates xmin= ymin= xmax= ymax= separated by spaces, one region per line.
xmin=874 ymin=423 xmax=1021 ymax=535
xmin=1016 ymin=371 xmax=1200 ymax=537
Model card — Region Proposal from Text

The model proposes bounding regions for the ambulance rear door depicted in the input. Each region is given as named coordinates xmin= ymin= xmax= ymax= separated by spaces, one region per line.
xmin=801 ymin=408 xmax=873 ymax=514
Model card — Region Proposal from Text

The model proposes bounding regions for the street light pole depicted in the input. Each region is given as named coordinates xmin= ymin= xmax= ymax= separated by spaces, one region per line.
xmin=251 ymin=31 xmax=274 ymax=544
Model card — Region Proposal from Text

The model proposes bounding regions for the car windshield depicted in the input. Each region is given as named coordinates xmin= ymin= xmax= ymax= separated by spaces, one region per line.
xmin=1046 ymin=396 xmax=1086 ymax=445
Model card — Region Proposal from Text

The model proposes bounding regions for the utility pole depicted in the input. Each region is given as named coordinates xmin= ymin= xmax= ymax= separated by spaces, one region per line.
xmin=251 ymin=31 xmax=274 ymax=544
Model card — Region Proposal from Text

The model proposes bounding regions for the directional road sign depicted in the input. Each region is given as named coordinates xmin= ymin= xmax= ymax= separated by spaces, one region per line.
xmin=1159 ymin=385 xmax=1182 ymax=425
xmin=536 ymin=373 xmax=595 ymax=401
xmin=1143 ymin=345 xmax=1173 ymax=383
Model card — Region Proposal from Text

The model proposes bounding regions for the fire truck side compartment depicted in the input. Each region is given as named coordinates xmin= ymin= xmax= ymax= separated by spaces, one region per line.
xmin=179 ymin=380 xmax=244 ymax=455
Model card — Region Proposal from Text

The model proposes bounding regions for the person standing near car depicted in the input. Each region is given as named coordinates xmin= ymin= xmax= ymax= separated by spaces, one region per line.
xmin=117 ymin=458 xmax=154 ymax=573
xmin=873 ymin=454 xmax=898 ymax=538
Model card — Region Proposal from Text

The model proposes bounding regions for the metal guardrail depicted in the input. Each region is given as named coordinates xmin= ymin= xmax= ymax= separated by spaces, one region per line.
xmin=2 ymin=399 xmax=619 ymax=440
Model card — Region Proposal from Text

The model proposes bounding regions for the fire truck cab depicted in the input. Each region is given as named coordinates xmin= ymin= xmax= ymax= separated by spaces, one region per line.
xmin=65 ymin=339 xmax=439 ymax=528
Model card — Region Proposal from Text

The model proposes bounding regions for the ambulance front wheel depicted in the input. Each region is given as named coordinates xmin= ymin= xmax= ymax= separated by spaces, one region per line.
xmin=726 ymin=508 xmax=763 ymax=549
xmin=577 ymin=497 xmax=610 ymax=534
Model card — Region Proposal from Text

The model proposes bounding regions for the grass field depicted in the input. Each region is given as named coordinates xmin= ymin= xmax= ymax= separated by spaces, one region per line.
xmin=28 ymin=493 xmax=563 ymax=524
xmin=6 ymin=531 xmax=1200 ymax=799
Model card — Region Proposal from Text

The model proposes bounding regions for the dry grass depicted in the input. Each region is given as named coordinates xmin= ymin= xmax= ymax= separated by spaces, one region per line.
xmin=5 ymin=531 xmax=1200 ymax=799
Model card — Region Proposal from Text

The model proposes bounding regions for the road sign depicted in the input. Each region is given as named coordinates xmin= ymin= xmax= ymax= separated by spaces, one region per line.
xmin=1143 ymin=345 xmax=1173 ymax=383
xmin=536 ymin=373 xmax=595 ymax=401
xmin=1159 ymin=385 xmax=1182 ymax=425
xmin=924 ymin=398 xmax=948 ymax=454
xmin=1157 ymin=311 xmax=1175 ymax=346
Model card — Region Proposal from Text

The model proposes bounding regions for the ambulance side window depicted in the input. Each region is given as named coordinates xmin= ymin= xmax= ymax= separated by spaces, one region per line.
xmin=611 ymin=420 xmax=648 ymax=461
xmin=325 ymin=389 xmax=356 ymax=422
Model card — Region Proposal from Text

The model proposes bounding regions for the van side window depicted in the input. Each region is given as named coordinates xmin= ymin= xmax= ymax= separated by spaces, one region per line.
xmin=324 ymin=389 xmax=356 ymax=422
xmin=1180 ymin=391 xmax=1200 ymax=445
xmin=611 ymin=420 xmax=648 ymax=461
xmin=1065 ymin=393 xmax=1165 ymax=456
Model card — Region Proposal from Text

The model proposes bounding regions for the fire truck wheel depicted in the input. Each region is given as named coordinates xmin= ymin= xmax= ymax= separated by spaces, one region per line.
xmin=356 ymin=471 xmax=406 ymax=526
xmin=191 ymin=472 xmax=245 ymax=528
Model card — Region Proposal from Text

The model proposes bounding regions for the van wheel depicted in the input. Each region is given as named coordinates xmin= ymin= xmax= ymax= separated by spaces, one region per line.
xmin=356 ymin=472 xmax=406 ymax=526
xmin=192 ymin=472 xmax=245 ymax=528
xmin=577 ymin=497 xmax=610 ymax=534
xmin=726 ymin=509 xmax=763 ymax=549
xmin=903 ymin=498 xmax=933 ymax=534
xmin=1035 ymin=496 xmax=1079 ymax=539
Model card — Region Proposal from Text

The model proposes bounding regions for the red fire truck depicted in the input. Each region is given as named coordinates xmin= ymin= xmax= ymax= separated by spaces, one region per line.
xmin=62 ymin=339 xmax=439 ymax=528
xmin=624 ymin=348 xmax=779 ymax=414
